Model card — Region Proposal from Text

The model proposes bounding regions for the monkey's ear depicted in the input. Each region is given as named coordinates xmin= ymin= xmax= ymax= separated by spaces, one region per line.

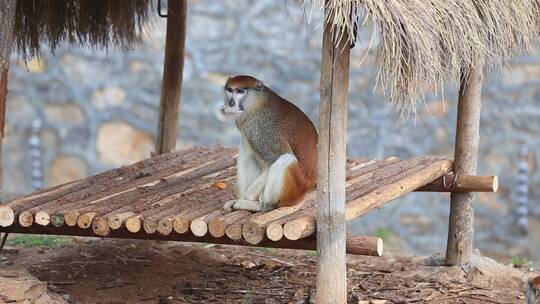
xmin=256 ymin=80 xmax=264 ymax=91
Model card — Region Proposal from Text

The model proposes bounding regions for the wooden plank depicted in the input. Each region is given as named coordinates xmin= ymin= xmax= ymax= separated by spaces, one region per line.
xmin=240 ymin=158 xmax=402 ymax=244
xmin=346 ymin=159 xmax=453 ymax=220
xmin=155 ymin=0 xmax=187 ymax=154
xmin=245 ymin=157 xmax=427 ymax=244
xmin=0 ymin=223 xmax=382 ymax=257
xmin=2 ymin=146 xmax=214 ymax=227
xmin=61 ymin=151 xmax=236 ymax=229
xmin=125 ymin=169 xmax=235 ymax=233
xmin=28 ymin=147 xmax=234 ymax=227
xmin=316 ymin=7 xmax=350 ymax=303
xmin=446 ymin=66 xmax=483 ymax=266
xmin=91 ymin=159 xmax=236 ymax=232
xmin=280 ymin=158 xmax=450 ymax=241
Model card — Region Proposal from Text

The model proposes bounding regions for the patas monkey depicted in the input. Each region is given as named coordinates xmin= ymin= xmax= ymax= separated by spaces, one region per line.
xmin=220 ymin=75 xmax=317 ymax=212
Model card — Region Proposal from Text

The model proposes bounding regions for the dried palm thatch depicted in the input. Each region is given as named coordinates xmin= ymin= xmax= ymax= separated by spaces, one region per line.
xmin=13 ymin=0 xmax=154 ymax=58
xmin=305 ymin=0 xmax=540 ymax=114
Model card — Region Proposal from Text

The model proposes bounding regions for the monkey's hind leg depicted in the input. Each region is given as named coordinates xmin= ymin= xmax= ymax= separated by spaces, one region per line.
xmin=245 ymin=169 xmax=268 ymax=200
xmin=260 ymin=154 xmax=305 ymax=212
xmin=224 ymin=170 xmax=268 ymax=212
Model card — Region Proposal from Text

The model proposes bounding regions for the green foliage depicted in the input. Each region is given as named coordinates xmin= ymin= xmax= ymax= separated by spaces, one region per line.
xmin=257 ymin=247 xmax=274 ymax=254
xmin=511 ymin=256 xmax=531 ymax=268
xmin=6 ymin=234 xmax=71 ymax=248
xmin=376 ymin=227 xmax=393 ymax=241
xmin=305 ymin=250 xmax=317 ymax=257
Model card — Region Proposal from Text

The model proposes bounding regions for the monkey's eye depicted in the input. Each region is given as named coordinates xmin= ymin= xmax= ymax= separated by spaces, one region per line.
xmin=237 ymin=88 xmax=246 ymax=94
xmin=225 ymin=87 xmax=233 ymax=93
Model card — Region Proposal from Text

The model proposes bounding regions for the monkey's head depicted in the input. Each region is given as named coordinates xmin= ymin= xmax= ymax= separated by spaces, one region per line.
xmin=221 ymin=75 xmax=264 ymax=117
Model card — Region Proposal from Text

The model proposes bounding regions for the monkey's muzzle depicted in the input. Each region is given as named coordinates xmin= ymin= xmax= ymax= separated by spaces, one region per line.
xmin=222 ymin=98 xmax=244 ymax=115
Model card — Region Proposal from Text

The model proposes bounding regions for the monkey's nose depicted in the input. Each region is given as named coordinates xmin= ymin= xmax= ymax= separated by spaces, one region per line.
xmin=228 ymin=99 xmax=235 ymax=107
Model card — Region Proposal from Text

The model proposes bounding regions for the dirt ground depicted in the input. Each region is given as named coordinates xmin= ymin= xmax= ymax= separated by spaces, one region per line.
xmin=0 ymin=236 xmax=537 ymax=304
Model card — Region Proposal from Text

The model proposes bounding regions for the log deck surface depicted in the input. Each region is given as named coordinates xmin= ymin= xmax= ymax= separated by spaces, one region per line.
xmin=0 ymin=145 xmax=454 ymax=255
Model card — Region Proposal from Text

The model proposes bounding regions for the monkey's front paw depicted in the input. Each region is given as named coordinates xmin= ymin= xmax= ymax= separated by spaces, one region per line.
xmin=223 ymin=200 xmax=237 ymax=212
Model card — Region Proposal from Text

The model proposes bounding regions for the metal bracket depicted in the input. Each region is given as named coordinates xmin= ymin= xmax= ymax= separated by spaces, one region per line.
xmin=442 ymin=174 xmax=458 ymax=189
xmin=158 ymin=0 xmax=168 ymax=18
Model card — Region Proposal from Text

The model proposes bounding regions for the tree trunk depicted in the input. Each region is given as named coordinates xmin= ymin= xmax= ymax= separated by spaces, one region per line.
xmin=446 ymin=66 xmax=483 ymax=265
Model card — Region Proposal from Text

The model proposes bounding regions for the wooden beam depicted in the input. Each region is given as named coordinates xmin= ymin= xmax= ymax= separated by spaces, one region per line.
xmin=0 ymin=223 xmax=382 ymax=256
xmin=316 ymin=7 xmax=350 ymax=303
xmin=446 ymin=66 xmax=483 ymax=266
xmin=155 ymin=0 xmax=187 ymax=154
xmin=0 ymin=0 xmax=16 ymax=226
xmin=416 ymin=174 xmax=497 ymax=193
xmin=279 ymin=159 xmax=453 ymax=242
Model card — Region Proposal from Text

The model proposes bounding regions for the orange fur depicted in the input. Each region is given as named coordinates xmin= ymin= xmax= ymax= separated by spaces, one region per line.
xmin=225 ymin=75 xmax=260 ymax=90
xmin=277 ymin=161 xmax=311 ymax=207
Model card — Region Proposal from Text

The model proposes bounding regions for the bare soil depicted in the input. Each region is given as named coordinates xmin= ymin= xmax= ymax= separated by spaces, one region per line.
xmin=0 ymin=236 xmax=536 ymax=303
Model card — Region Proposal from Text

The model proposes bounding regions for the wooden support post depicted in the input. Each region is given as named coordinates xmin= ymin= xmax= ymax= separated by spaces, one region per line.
xmin=155 ymin=0 xmax=187 ymax=154
xmin=0 ymin=0 xmax=16 ymax=228
xmin=446 ymin=66 xmax=483 ymax=266
xmin=316 ymin=9 xmax=350 ymax=304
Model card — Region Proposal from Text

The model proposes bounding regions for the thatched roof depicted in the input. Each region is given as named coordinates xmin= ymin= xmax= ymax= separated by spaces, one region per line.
xmin=6 ymin=1 xmax=540 ymax=113
xmin=310 ymin=0 xmax=540 ymax=113
xmin=12 ymin=0 xmax=153 ymax=58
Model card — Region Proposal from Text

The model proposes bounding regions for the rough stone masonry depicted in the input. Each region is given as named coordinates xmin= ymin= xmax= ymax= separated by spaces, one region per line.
xmin=4 ymin=1 xmax=540 ymax=262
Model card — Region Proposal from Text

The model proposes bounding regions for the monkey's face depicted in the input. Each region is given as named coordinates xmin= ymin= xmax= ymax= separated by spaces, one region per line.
xmin=222 ymin=86 xmax=248 ymax=117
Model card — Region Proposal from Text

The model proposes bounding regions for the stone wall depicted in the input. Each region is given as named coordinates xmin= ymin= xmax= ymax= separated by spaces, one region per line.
xmin=4 ymin=1 xmax=540 ymax=261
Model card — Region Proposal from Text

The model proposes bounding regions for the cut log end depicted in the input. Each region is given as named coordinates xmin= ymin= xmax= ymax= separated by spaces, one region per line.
xmin=108 ymin=212 xmax=135 ymax=230
xmin=190 ymin=218 xmax=208 ymax=237
xmin=143 ymin=218 xmax=158 ymax=234
xmin=283 ymin=218 xmax=315 ymax=241
xmin=0 ymin=206 xmax=14 ymax=227
xmin=34 ymin=211 xmax=50 ymax=226
xmin=242 ymin=221 xmax=265 ymax=245
xmin=209 ymin=210 xmax=252 ymax=238
xmin=77 ymin=212 xmax=96 ymax=229
xmin=18 ymin=210 xmax=33 ymax=227
xmin=208 ymin=218 xmax=226 ymax=238
xmin=377 ymin=238 xmax=383 ymax=256
xmin=266 ymin=222 xmax=284 ymax=242
xmin=50 ymin=214 xmax=65 ymax=227
xmin=225 ymin=223 xmax=242 ymax=241
xmin=125 ymin=216 xmax=141 ymax=233
xmin=92 ymin=217 xmax=110 ymax=236
xmin=173 ymin=216 xmax=189 ymax=234
xmin=64 ymin=210 xmax=80 ymax=227
xmin=190 ymin=211 xmax=223 ymax=237
xmin=492 ymin=176 xmax=499 ymax=192
xmin=157 ymin=218 xmax=173 ymax=236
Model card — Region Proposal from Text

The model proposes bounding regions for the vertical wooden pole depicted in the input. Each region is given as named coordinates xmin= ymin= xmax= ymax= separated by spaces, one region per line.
xmin=445 ymin=66 xmax=483 ymax=265
xmin=0 ymin=0 xmax=16 ymax=200
xmin=316 ymin=8 xmax=351 ymax=304
xmin=155 ymin=0 xmax=187 ymax=155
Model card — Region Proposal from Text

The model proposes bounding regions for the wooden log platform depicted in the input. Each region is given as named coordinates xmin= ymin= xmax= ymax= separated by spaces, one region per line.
xmin=0 ymin=145 xmax=495 ymax=256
